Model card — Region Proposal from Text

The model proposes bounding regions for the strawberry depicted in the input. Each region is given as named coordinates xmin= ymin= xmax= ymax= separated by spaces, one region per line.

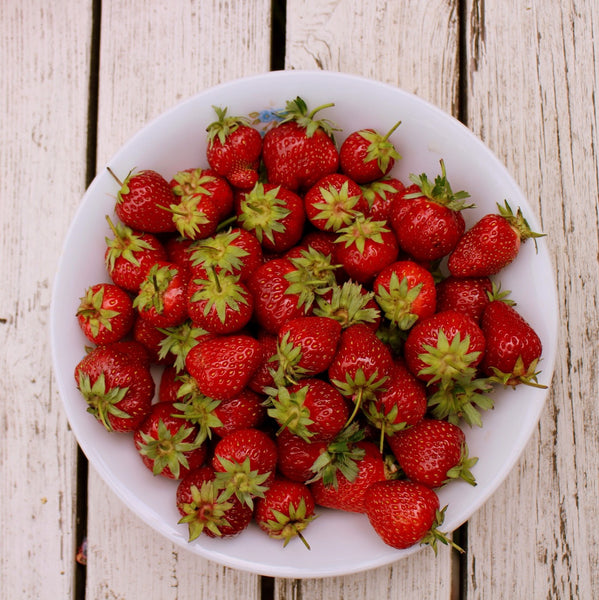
xmin=254 ymin=477 xmax=316 ymax=548
xmin=435 ymin=275 xmax=493 ymax=323
xmin=310 ymin=440 xmax=386 ymax=513
xmin=134 ymin=401 xmax=207 ymax=480
xmin=76 ymin=282 xmax=134 ymax=345
xmin=212 ymin=427 xmax=278 ymax=508
xmin=210 ymin=388 xmax=266 ymax=439
xmin=285 ymin=230 xmax=338 ymax=261
xmin=276 ymin=428 xmax=329 ymax=483
xmin=176 ymin=465 xmax=253 ymax=540
xmin=167 ymin=190 xmax=220 ymax=241
xmin=247 ymin=333 xmax=279 ymax=394
xmin=403 ymin=310 xmax=486 ymax=387
xmin=389 ymin=160 xmax=472 ymax=261
xmin=132 ymin=315 xmax=174 ymax=366
xmin=365 ymin=480 xmax=461 ymax=552
xmin=480 ymin=300 xmax=545 ymax=387
xmin=104 ymin=216 xmax=167 ymax=291
xmin=157 ymin=320 xmax=211 ymax=372
xmin=158 ymin=365 xmax=182 ymax=403
xmin=185 ymin=333 xmax=262 ymax=400
xmin=373 ymin=260 xmax=437 ymax=330
xmin=304 ymin=173 xmax=368 ymax=232
xmin=334 ymin=215 xmax=399 ymax=284
xmin=448 ymin=200 xmax=545 ymax=277
xmin=236 ymin=182 xmax=305 ymax=253
xmin=206 ymin=106 xmax=262 ymax=190
xmin=361 ymin=176 xmax=406 ymax=223
xmin=164 ymin=235 xmax=195 ymax=279
xmin=74 ymin=345 xmax=155 ymax=432
xmin=388 ymin=418 xmax=477 ymax=488
xmin=133 ymin=261 xmax=188 ymax=328
xmin=339 ymin=121 xmax=402 ymax=184
xmin=262 ymin=96 xmax=339 ymax=191
xmin=102 ymin=339 xmax=152 ymax=368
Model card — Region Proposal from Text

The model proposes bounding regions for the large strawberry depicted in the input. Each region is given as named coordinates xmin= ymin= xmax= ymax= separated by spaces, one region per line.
xmin=206 ymin=106 xmax=262 ymax=190
xmin=448 ymin=200 xmax=545 ymax=277
xmin=435 ymin=275 xmax=493 ymax=324
xmin=74 ymin=345 xmax=155 ymax=432
xmin=262 ymin=96 xmax=339 ymax=191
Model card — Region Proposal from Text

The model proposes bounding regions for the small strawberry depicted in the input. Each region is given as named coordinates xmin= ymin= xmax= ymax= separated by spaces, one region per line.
xmin=254 ymin=477 xmax=317 ymax=548
xmin=132 ymin=315 xmax=174 ymax=366
xmin=339 ymin=121 xmax=402 ymax=184
xmin=212 ymin=427 xmax=278 ymax=509
xmin=285 ymin=230 xmax=338 ymax=261
xmin=388 ymin=418 xmax=478 ymax=488
xmin=158 ymin=365 xmax=182 ymax=403
xmin=164 ymin=235 xmax=195 ymax=279
xmin=361 ymin=176 xmax=406 ymax=223
xmin=365 ymin=480 xmax=461 ymax=552
xmin=74 ymin=345 xmax=155 ymax=432
xmin=107 ymin=167 xmax=177 ymax=233
xmin=76 ymin=282 xmax=134 ymax=345
xmin=247 ymin=333 xmax=279 ymax=395
xmin=210 ymin=388 xmax=266 ymax=439
xmin=304 ymin=173 xmax=368 ymax=232
xmin=480 ymin=300 xmax=546 ymax=387
xmin=167 ymin=191 xmax=220 ymax=241
xmin=102 ymin=339 xmax=152 ymax=368
xmin=206 ymin=106 xmax=262 ymax=190
xmin=373 ymin=260 xmax=437 ymax=330
xmin=435 ymin=275 xmax=493 ymax=323
xmin=262 ymin=96 xmax=340 ymax=191
xmin=176 ymin=465 xmax=253 ymax=540
xmin=448 ymin=200 xmax=545 ymax=277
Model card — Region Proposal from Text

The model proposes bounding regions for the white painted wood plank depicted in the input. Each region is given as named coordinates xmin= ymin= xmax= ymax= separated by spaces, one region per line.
xmin=87 ymin=1 xmax=271 ymax=597
xmin=0 ymin=1 xmax=93 ymax=599
xmin=464 ymin=1 xmax=599 ymax=597
xmin=280 ymin=0 xmax=460 ymax=596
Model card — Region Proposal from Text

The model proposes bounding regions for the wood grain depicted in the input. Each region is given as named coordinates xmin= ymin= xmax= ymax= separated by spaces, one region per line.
xmin=0 ymin=1 xmax=93 ymax=598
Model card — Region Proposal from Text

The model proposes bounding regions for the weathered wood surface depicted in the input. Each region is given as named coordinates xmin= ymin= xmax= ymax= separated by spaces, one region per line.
xmin=2 ymin=0 xmax=597 ymax=598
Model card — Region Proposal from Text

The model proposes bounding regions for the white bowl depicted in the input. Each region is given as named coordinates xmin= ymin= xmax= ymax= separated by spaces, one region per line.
xmin=51 ymin=70 xmax=558 ymax=578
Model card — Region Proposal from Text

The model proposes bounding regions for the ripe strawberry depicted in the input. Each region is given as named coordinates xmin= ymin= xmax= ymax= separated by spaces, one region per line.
xmin=285 ymin=230 xmax=338 ymax=261
xmin=254 ymin=477 xmax=316 ymax=548
xmin=164 ymin=235 xmax=195 ymax=279
xmin=206 ymin=106 xmax=262 ymax=190
xmin=247 ymin=333 xmax=279 ymax=395
xmin=76 ymin=282 xmax=134 ymax=345
xmin=361 ymin=176 xmax=406 ymax=223
xmin=435 ymin=275 xmax=493 ymax=323
xmin=74 ymin=345 xmax=155 ymax=432
xmin=334 ymin=215 xmax=399 ymax=284
xmin=262 ymin=96 xmax=339 ymax=191
xmin=304 ymin=173 xmax=368 ymax=232
xmin=212 ymin=427 xmax=278 ymax=508
xmin=167 ymin=191 xmax=220 ymax=241
xmin=339 ymin=121 xmax=402 ymax=184
xmin=104 ymin=216 xmax=167 ymax=291
xmin=480 ymin=300 xmax=545 ymax=387
xmin=403 ymin=310 xmax=486 ymax=387
xmin=108 ymin=167 xmax=177 ymax=233
xmin=448 ymin=201 xmax=545 ymax=277
xmin=373 ymin=260 xmax=437 ymax=330
xmin=390 ymin=161 xmax=472 ymax=261
xmin=185 ymin=333 xmax=262 ymax=400
xmin=158 ymin=365 xmax=181 ymax=403
xmin=310 ymin=440 xmax=386 ymax=513
xmin=133 ymin=261 xmax=188 ymax=328
xmin=237 ymin=182 xmax=305 ymax=253
xmin=132 ymin=315 xmax=174 ymax=366
xmin=365 ymin=480 xmax=461 ymax=552
xmin=176 ymin=465 xmax=253 ymax=540
xmin=134 ymin=401 xmax=207 ymax=480
xmin=276 ymin=428 xmax=328 ymax=483
xmin=102 ymin=339 xmax=152 ymax=368
xmin=388 ymin=418 xmax=477 ymax=488
xmin=210 ymin=388 xmax=266 ymax=438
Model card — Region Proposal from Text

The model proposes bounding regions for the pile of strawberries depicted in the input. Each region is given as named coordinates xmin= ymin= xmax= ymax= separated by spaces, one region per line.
xmin=74 ymin=97 xmax=547 ymax=553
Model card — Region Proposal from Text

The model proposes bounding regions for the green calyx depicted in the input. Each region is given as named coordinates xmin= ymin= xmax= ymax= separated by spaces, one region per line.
xmin=238 ymin=183 xmax=290 ymax=245
xmin=168 ymin=195 xmax=212 ymax=239
xmin=173 ymin=391 xmax=223 ymax=445
xmin=76 ymin=285 xmax=119 ymax=338
xmin=360 ymin=177 xmax=402 ymax=206
xmin=406 ymin=159 xmax=473 ymax=210
xmin=421 ymin=506 xmax=464 ymax=555
xmin=444 ymin=442 xmax=478 ymax=487
xmin=488 ymin=356 xmax=547 ymax=389
xmin=77 ymin=371 xmax=129 ymax=432
xmin=363 ymin=400 xmax=408 ymax=453
xmin=264 ymin=497 xmax=317 ymax=549
xmin=274 ymin=332 xmax=309 ymax=385
xmin=188 ymin=228 xmax=250 ymax=275
xmin=107 ymin=166 xmax=134 ymax=204
xmin=335 ymin=215 xmax=391 ymax=254
xmin=214 ymin=456 xmax=272 ymax=510
xmin=496 ymin=200 xmax=546 ymax=250
xmin=158 ymin=321 xmax=208 ymax=372
xmin=359 ymin=120 xmax=402 ymax=173
xmin=191 ymin=270 xmax=249 ymax=324
xmin=267 ymin=385 xmax=314 ymax=442
xmin=104 ymin=214 xmax=155 ymax=271
xmin=314 ymin=280 xmax=380 ymax=328
xmin=311 ymin=180 xmax=363 ymax=231
xmin=206 ymin=105 xmax=251 ymax=146
xmin=171 ymin=168 xmax=215 ymax=199
xmin=277 ymin=96 xmax=340 ymax=139
xmin=133 ymin=263 xmax=178 ymax=315
xmin=375 ymin=271 xmax=424 ymax=331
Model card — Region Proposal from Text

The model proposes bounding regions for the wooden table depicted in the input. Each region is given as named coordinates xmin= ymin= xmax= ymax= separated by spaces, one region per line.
xmin=2 ymin=1 xmax=597 ymax=598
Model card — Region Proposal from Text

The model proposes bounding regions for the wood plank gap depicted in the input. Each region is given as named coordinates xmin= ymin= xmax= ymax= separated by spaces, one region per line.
xmin=261 ymin=575 xmax=275 ymax=600
xmin=270 ymin=0 xmax=287 ymax=70
xmin=454 ymin=522 xmax=468 ymax=600
xmin=457 ymin=0 xmax=469 ymax=125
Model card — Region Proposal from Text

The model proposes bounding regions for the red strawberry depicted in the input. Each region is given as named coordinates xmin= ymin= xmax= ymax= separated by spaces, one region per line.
xmin=185 ymin=333 xmax=262 ymax=400
xmin=176 ymin=465 xmax=253 ymax=540
xmin=74 ymin=345 xmax=155 ymax=432
xmin=276 ymin=428 xmax=328 ymax=483
xmin=480 ymin=300 xmax=545 ymax=387
xmin=210 ymin=388 xmax=266 ymax=438
xmin=254 ymin=477 xmax=316 ymax=548
xmin=167 ymin=191 xmax=220 ymax=241
xmin=76 ymin=282 xmax=134 ymax=345
xmin=134 ymin=401 xmax=207 ymax=480
xmin=212 ymin=427 xmax=278 ymax=508
xmin=285 ymin=230 xmax=338 ymax=261
xmin=403 ymin=310 xmax=486 ymax=387
xmin=262 ymin=96 xmax=339 ymax=191
xmin=164 ymin=235 xmax=195 ymax=279
xmin=365 ymin=480 xmax=461 ymax=552
xmin=435 ymin=275 xmax=493 ymax=323
xmin=132 ymin=315 xmax=174 ymax=366
xmin=158 ymin=365 xmax=181 ymax=403
xmin=247 ymin=333 xmax=279 ymax=394
xmin=304 ymin=173 xmax=368 ymax=232
xmin=388 ymin=418 xmax=477 ymax=488
xmin=373 ymin=260 xmax=437 ymax=330
xmin=102 ymin=339 xmax=152 ymax=368
xmin=361 ymin=176 xmax=406 ymax=223
xmin=108 ymin=167 xmax=177 ymax=233
xmin=104 ymin=216 xmax=167 ymax=291
xmin=310 ymin=440 xmax=386 ymax=513
xmin=237 ymin=182 xmax=305 ymax=253
xmin=448 ymin=200 xmax=545 ymax=277
xmin=334 ymin=215 xmax=399 ymax=284
xmin=206 ymin=106 xmax=262 ymax=190
xmin=133 ymin=261 xmax=188 ymax=328
xmin=339 ymin=121 xmax=402 ymax=184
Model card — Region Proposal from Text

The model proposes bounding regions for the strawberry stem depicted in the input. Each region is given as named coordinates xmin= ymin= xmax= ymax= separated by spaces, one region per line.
xmin=307 ymin=102 xmax=335 ymax=119
xmin=106 ymin=166 xmax=124 ymax=187
xmin=381 ymin=120 xmax=402 ymax=142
